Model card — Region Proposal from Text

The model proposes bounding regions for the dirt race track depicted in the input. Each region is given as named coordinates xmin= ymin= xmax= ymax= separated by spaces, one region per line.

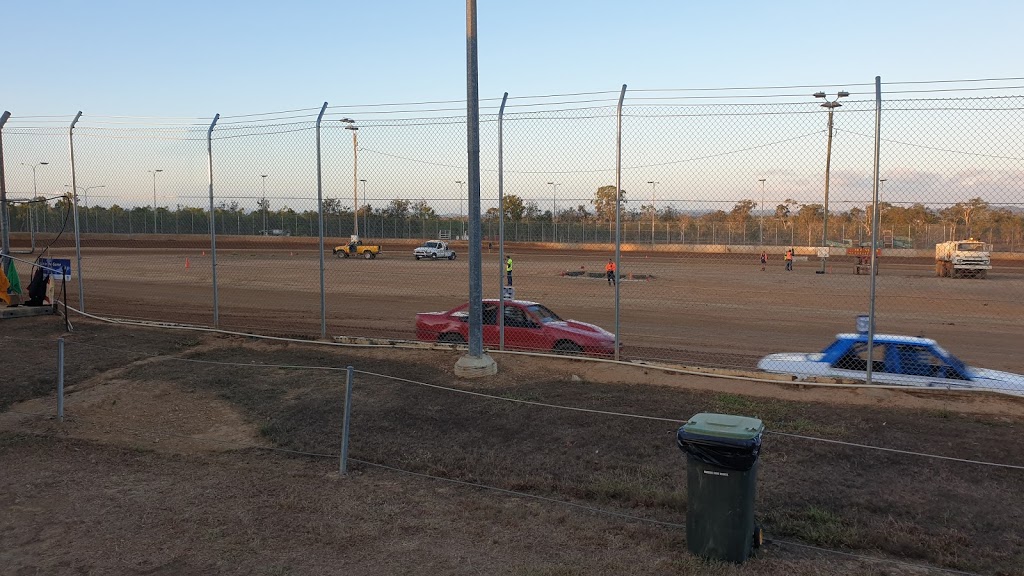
xmin=24 ymin=234 xmax=1024 ymax=376
xmin=5 ymin=236 xmax=1024 ymax=575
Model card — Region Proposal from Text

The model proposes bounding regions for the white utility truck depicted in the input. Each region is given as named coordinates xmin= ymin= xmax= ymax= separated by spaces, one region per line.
xmin=935 ymin=239 xmax=991 ymax=278
xmin=413 ymin=240 xmax=457 ymax=260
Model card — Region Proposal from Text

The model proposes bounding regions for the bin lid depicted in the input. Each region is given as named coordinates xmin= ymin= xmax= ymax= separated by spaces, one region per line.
xmin=681 ymin=413 xmax=764 ymax=441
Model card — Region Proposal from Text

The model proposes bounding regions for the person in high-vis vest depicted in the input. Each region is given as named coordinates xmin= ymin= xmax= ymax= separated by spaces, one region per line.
xmin=605 ymin=259 xmax=616 ymax=286
xmin=785 ymin=249 xmax=794 ymax=271
xmin=506 ymin=256 xmax=514 ymax=286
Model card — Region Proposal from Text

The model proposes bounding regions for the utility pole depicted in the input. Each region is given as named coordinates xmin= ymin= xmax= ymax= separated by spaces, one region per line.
xmin=813 ymin=90 xmax=848 ymax=273
xmin=341 ymin=118 xmax=359 ymax=238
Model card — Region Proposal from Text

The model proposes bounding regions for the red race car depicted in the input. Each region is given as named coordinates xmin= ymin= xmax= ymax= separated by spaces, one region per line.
xmin=416 ymin=299 xmax=620 ymax=357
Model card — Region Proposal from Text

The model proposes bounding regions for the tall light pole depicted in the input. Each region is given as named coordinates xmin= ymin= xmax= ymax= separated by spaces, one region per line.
xmin=359 ymin=178 xmax=367 ymax=236
xmin=813 ymin=90 xmax=848 ymax=273
xmin=21 ymin=162 xmax=49 ymax=199
xmin=21 ymin=162 xmax=48 ymax=235
xmin=455 ymin=180 xmax=464 ymax=238
xmin=547 ymin=181 xmax=559 ymax=241
xmin=340 ymin=118 xmax=359 ymax=238
xmin=758 ymin=178 xmax=766 ymax=245
xmin=647 ymin=181 xmax=658 ymax=244
xmin=148 ymin=169 xmax=163 ymax=234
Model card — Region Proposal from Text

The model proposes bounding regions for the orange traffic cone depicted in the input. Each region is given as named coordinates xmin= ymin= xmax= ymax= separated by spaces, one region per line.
xmin=185 ymin=257 xmax=190 ymax=269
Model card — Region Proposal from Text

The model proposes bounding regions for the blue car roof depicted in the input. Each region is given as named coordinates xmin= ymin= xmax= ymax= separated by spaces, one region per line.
xmin=832 ymin=333 xmax=938 ymax=346
xmin=820 ymin=333 xmax=972 ymax=379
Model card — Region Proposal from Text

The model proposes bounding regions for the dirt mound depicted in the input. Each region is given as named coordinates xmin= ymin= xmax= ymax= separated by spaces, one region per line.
xmin=0 ymin=379 xmax=267 ymax=454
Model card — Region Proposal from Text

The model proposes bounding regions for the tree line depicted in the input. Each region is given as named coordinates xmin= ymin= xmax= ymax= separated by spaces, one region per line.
xmin=5 ymin=189 xmax=1021 ymax=247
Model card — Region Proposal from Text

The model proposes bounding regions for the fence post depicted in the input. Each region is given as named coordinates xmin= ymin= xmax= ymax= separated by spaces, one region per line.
xmin=497 ymin=92 xmax=508 ymax=351
xmin=316 ymin=102 xmax=328 ymax=339
xmin=0 ymin=111 xmax=11 ymax=268
xmin=206 ymin=114 xmax=221 ymax=327
xmin=340 ymin=365 xmax=354 ymax=475
xmin=57 ymin=337 xmax=65 ymax=422
xmin=614 ymin=84 xmax=627 ymax=361
xmin=69 ymin=112 xmax=85 ymax=312
xmin=866 ymin=76 xmax=883 ymax=387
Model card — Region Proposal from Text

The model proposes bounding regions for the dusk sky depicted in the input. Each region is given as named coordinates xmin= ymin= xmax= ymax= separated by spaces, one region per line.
xmin=7 ymin=1 xmax=1023 ymax=116
xmin=4 ymin=1 xmax=1023 ymax=213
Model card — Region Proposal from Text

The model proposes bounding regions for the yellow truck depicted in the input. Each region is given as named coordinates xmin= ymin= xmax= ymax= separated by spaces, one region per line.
xmin=333 ymin=237 xmax=382 ymax=259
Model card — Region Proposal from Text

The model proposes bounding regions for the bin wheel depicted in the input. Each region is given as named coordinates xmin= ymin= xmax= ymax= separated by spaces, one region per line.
xmin=752 ymin=525 xmax=764 ymax=549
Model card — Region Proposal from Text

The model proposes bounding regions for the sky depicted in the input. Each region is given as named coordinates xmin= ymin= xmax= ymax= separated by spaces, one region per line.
xmin=7 ymin=0 xmax=1024 ymax=117
xmin=4 ymin=1 xmax=1024 ymax=216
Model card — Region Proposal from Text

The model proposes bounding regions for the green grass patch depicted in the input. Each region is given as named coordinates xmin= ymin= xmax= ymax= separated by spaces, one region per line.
xmin=767 ymin=505 xmax=859 ymax=548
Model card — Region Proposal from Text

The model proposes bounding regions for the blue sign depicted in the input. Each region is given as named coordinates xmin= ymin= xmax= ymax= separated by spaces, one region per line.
xmin=38 ymin=258 xmax=72 ymax=281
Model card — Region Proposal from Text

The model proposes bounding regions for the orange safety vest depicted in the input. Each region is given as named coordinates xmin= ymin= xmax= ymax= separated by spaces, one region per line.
xmin=785 ymin=251 xmax=793 ymax=261
xmin=605 ymin=261 xmax=616 ymax=272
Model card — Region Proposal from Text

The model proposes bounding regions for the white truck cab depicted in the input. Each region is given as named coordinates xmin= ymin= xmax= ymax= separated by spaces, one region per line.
xmin=414 ymin=240 xmax=457 ymax=260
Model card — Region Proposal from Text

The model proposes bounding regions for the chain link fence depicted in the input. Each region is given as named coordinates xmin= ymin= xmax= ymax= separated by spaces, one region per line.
xmin=2 ymin=82 xmax=1023 ymax=392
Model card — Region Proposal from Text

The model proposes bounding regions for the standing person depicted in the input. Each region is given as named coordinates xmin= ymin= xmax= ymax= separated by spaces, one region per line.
xmin=760 ymin=251 xmax=767 ymax=272
xmin=785 ymin=249 xmax=793 ymax=271
xmin=605 ymin=259 xmax=616 ymax=286
xmin=506 ymin=255 xmax=514 ymax=286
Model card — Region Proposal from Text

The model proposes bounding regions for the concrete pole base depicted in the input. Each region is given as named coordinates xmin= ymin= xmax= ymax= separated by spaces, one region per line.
xmin=454 ymin=353 xmax=498 ymax=378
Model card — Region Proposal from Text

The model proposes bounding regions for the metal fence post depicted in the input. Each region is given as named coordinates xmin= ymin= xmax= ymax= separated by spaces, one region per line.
xmin=614 ymin=84 xmax=626 ymax=361
xmin=57 ymin=337 xmax=65 ymax=422
xmin=497 ymin=92 xmax=508 ymax=351
xmin=69 ymin=112 xmax=85 ymax=312
xmin=866 ymin=76 xmax=883 ymax=387
xmin=0 ymin=111 xmax=11 ymax=268
xmin=316 ymin=102 xmax=328 ymax=339
xmin=207 ymin=114 xmax=221 ymax=327
xmin=340 ymin=365 xmax=354 ymax=475
xmin=466 ymin=0 xmax=483 ymax=359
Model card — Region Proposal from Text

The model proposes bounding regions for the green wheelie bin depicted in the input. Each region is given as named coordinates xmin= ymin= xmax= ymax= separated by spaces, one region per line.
xmin=676 ymin=413 xmax=764 ymax=563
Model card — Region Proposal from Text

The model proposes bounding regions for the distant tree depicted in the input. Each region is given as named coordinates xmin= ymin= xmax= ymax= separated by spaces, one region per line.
xmin=959 ymin=197 xmax=989 ymax=237
xmin=848 ymin=206 xmax=865 ymax=239
xmin=502 ymin=194 xmax=526 ymax=221
xmin=382 ymin=198 xmax=411 ymax=219
xmin=323 ymin=198 xmax=344 ymax=215
xmin=592 ymin=185 xmax=626 ymax=222
xmin=559 ymin=205 xmax=591 ymax=223
xmin=660 ymin=205 xmax=680 ymax=221
xmin=256 ymin=197 xmax=271 ymax=214
xmin=865 ymin=202 xmax=893 ymax=237
xmin=728 ymin=199 xmax=757 ymax=225
xmin=411 ymin=200 xmax=436 ymax=219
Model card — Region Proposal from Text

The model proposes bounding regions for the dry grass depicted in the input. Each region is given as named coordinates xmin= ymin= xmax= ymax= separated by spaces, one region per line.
xmin=2 ymin=317 xmax=1023 ymax=575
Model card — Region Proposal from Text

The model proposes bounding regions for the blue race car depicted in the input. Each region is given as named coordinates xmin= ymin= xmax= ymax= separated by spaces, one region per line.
xmin=758 ymin=333 xmax=1024 ymax=396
